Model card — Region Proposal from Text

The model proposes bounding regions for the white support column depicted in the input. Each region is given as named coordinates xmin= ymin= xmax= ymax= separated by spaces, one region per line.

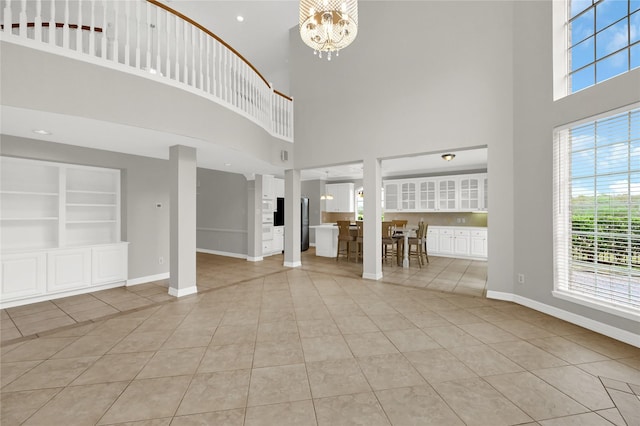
xmin=284 ymin=169 xmax=301 ymax=268
xmin=247 ymin=175 xmax=263 ymax=262
xmin=362 ymin=156 xmax=383 ymax=280
xmin=169 ymin=145 xmax=197 ymax=297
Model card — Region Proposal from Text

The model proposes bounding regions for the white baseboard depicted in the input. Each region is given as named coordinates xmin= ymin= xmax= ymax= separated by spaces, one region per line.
xmin=127 ymin=273 xmax=169 ymax=286
xmin=486 ymin=291 xmax=639 ymax=348
xmin=310 ymin=243 xmax=316 ymax=247
xmin=0 ymin=281 xmax=125 ymax=310
xmin=168 ymin=285 xmax=198 ymax=297
xmin=363 ymin=272 xmax=383 ymax=280
xmin=196 ymin=248 xmax=247 ymax=259
xmin=247 ymin=256 xmax=263 ymax=262
xmin=284 ymin=261 xmax=302 ymax=268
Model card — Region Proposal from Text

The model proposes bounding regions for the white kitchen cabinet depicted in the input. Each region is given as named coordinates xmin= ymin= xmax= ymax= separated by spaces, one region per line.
xmin=262 ymin=175 xmax=275 ymax=199
xmin=383 ymin=180 xmax=417 ymax=212
xmin=418 ymin=179 xmax=437 ymax=211
xmin=325 ymin=183 xmax=354 ymax=212
xmin=426 ymin=227 xmax=439 ymax=253
xmin=383 ymin=182 xmax=400 ymax=211
xmin=426 ymin=226 xmax=487 ymax=260
xmin=272 ymin=226 xmax=284 ymax=254
xmin=454 ymin=229 xmax=471 ymax=256
xmin=438 ymin=179 xmax=457 ymax=211
xmin=400 ymin=181 xmax=417 ymax=210
xmin=274 ymin=178 xmax=285 ymax=199
xmin=470 ymin=229 xmax=488 ymax=257
xmin=438 ymin=229 xmax=455 ymax=254
xmin=383 ymin=173 xmax=487 ymax=213
xmin=482 ymin=174 xmax=489 ymax=211
xmin=262 ymin=240 xmax=273 ymax=256
xmin=0 ymin=157 xmax=128 ymax=308
xmin=458 ymin=176 xmax=481 ymax=211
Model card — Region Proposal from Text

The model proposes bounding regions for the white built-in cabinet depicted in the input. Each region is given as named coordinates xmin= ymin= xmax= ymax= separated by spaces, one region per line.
xmin=0 ymin=157 xmax=128 ymax=308
xmin=274 ymin=178 xmax=285 ymax=199
xmin=324 ymin=183 xmax=354 ymax=212
xmin=383 ymin=173 xmax=487 ymax=213
xmin=426 ymin=226 xmax=487 ymax=260
xmin=262 ymin=175 xmax=275 ymax=199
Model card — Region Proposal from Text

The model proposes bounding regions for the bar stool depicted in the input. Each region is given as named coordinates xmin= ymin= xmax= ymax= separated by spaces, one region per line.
xmin=381 ymin=221 xmax=396 ymax=264
xmin=336 ymin=221 xmax=355 ymax=261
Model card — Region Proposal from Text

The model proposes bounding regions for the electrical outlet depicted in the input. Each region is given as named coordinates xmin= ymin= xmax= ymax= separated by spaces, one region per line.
xmin=159 ymin=257 xmax=164 ymax=265
xmin=518 ymin=273 xmax=525 ymax=284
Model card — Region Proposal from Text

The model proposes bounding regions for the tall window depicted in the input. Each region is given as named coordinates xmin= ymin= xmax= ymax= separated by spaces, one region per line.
xmin=569 ymin=0 xmax=640 ymax=93
xmin=553 ymin=105 xmax=639 ymax=316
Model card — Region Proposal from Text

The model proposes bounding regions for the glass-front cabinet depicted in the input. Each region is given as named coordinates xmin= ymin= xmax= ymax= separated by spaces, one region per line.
xmin=383 ymin=173 xmax=487 ymax=213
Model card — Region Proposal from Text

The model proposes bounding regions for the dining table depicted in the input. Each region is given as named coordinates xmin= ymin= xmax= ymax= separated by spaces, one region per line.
xmin=393 ymin=225 xmax=418 ymax=268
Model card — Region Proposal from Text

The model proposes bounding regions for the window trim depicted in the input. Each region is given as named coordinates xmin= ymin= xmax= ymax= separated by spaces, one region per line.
xmin=552 ymin=102 xmax=640 ymax=321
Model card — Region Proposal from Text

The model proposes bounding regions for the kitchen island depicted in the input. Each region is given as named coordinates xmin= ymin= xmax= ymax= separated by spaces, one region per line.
xmin=309 ymin=224 xmax=340 ymax=257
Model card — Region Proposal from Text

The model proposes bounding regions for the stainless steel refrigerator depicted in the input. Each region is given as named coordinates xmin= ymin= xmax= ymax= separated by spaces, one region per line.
xmin=301 ymin=197 xmax=309 ymax=251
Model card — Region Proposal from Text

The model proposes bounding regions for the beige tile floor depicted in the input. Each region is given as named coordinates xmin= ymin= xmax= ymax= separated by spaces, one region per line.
xmin=1 ymin=251 xmax=639 ymax=425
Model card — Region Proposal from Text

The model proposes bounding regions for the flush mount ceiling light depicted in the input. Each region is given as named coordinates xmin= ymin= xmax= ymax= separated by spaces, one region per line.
xmin=236 ymin=15 xmax=244 ymax=22
xmin=32 ymin=129 xmax=52 ymax=135
xmin=299 ymin=0 xmax=358 ymax=61
xmin=441 ymin=153 xmax=456 ymax=161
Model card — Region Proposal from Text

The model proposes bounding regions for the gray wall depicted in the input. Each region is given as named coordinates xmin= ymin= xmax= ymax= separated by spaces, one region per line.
xmin=1 ymin=135 xmax=170 ymax=280
xmin=196 ymin=168 xmax=248 ymax=255
xmin=291 ymin=1 xmax=515 ymax=294
xmin=512 ymin=1 xmax=640 ymax=333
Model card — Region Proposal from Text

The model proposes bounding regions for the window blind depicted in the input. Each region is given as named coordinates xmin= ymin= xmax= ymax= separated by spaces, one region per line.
xmin=554 ymin=106 xmax=640 ymax=313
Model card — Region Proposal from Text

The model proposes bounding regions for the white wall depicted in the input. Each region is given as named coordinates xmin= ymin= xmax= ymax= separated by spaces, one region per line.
xmin=291 ymin=1 xmax=515 ymax=293
xmin=512 ymin=1 xmax=640 ymax=334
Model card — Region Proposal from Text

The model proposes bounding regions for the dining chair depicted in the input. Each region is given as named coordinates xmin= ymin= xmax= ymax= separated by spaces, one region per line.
xmin=336 ymin=220 xmax=355 ymax=262
xmin=381 ymin=221 xmax=396 ymax=264
xmin=355 ymin=220 xmax=364 ymax=262
xmin=407 ymin=221 xmax=427 ymax=267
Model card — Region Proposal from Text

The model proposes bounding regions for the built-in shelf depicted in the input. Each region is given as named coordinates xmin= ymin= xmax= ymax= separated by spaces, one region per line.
xmin=66 ymin=203 xmax=117 ymax=207
xmin=66 ymin=220 xmax=117 ymax=224
xmin=1 ymin=156 xmax=127 ymax=308
xmin=1 ymin=217 xmax=58 ymax=221
xmin=66 ymin=190 xmax=117 ymax=195
xmin=0 ymin=191 xmax=58 ymax=196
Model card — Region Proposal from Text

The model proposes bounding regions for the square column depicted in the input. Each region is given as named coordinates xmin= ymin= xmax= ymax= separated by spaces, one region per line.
xmin=284 ymin=169 xmax=301 ymax=267
xmin=169 ymin=145 xmax=197 ymax=297
xmin=362 ymin=157 xmax=383 ymax=280
xmin=247 ymin=176 xmax=263 ymax=262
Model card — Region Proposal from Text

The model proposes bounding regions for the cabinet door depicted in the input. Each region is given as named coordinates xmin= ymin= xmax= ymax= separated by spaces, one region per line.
xmin=400 ymin=181 xmax=417 ymax=210
xmin=1 ymin=252 xmax=47 ymax=301
xmin=274 ymin=178 xmax=285 ymax=199
xmin=454 ymin=230 xmax=470 ymax=255
xmin=262 ymin=175 xmax=274 ymax=199
xmin=418 ymin=180 xmax=437 ymax=211
xmin=339 ymin=183 xmax=355 ymax=212
xmin=324 ymin=184 xmax=338 ymax=211
xmin=470 ymin=230 xmax=488 ymax=258
xmin=438 ymin=179 xmax=457 ymax=211
xmin=426 ymin=228 xmax=439 ymax=254
xmin=47 ymin=248 xmax=91 ymax=292
xmin=383 ymin=182 xmax=400 ymax=211
xmin=459 ymin=176 xmax=481 ymax=211
xmin=92 ymin=244 xmax=128 ymax=285
xmin=482 ymin=174 xmax=489 ymax=211
xmin=438 ymin=229 xmax=454 ymax=254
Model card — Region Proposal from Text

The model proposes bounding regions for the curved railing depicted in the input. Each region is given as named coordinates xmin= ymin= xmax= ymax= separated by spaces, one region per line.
xmin=0 ymin=0 xmax=293 ymax=142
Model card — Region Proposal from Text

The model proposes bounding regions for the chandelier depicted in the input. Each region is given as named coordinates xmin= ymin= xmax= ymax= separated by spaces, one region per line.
xmin=299 ymin=0 xmax=358 ymax=60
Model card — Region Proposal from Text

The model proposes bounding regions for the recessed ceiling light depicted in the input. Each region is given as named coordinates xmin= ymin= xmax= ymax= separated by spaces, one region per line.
xmin=33 ymin=129 xmax=52 ymax=135
xmin=236 ymin=15 xmax=244 ymax=22
xmin=224 ymin=163 xmax=232 ymax=166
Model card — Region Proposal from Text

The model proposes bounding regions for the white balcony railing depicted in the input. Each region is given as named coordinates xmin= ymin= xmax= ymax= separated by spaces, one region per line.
xmin=0 ymin=0 xmax=294 ymax=142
